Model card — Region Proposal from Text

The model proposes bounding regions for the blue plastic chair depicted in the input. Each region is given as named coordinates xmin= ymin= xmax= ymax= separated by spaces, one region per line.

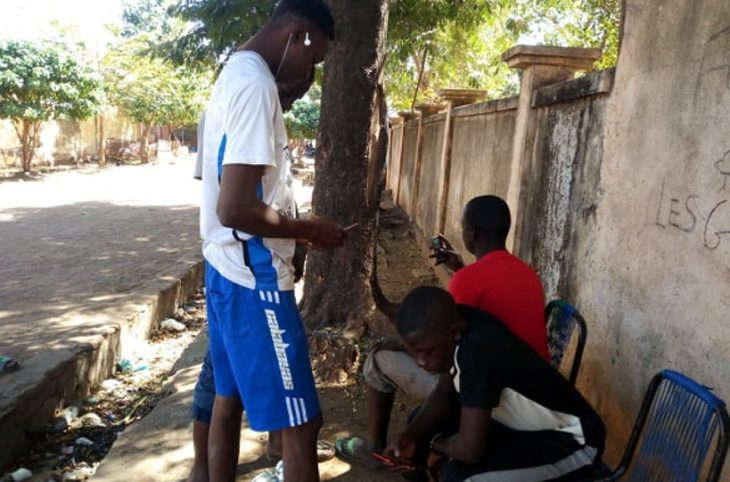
xmin=581 ymin=370 xmax=730 ymax=482
xmin=544 ymin=300 xmax=587 ymax=386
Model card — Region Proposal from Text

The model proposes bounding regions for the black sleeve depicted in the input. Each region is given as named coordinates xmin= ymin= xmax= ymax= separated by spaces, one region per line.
xmin=456 ymin=329 xmax=508 ymax=408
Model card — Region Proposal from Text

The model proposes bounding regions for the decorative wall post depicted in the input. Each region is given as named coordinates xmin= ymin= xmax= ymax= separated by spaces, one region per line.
xmin=502 ymin=45 xmax=601 ymax=252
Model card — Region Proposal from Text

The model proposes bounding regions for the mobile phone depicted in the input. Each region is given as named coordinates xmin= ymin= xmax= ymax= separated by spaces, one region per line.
xmin=371 ymin=452 xmax=418 ymax=471
xmin=430 ymin=235 xmax=446 ymax=251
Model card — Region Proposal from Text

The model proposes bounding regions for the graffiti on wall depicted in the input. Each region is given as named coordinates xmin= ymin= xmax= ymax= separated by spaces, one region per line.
xmin=694 ymin=26 xmax=730 ymax=106
xmin=655 ymin=151 xmax=730 ymax=251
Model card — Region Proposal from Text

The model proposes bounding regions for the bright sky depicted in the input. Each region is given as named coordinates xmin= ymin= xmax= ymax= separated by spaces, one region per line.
xmin=0 ymin=0 xmax=124 ymax=54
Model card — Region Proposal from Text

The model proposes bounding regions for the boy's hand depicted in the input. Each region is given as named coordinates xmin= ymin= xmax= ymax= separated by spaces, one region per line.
xmin=305 ymin=217 xmax=345 ymax=249
xmin=427 ymin=451 xmax=446 ymax=482
xmin=384 ymin=432 xmax=417 ymax=461
xmin=430 ymin=235 xmax=464 ymax=271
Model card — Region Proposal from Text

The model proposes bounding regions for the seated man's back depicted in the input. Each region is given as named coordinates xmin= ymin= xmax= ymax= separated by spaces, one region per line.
xmin=449 ymin=249 xmax=549 ymax=360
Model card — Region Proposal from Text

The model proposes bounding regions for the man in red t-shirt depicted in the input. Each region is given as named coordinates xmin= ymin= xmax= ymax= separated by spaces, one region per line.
xmin=335 ymin=195 xmax=548 ymax=464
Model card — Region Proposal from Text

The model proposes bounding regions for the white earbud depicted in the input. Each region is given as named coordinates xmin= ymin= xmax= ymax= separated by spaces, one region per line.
xmin=304 ymin=32 xmax=312 ymax=47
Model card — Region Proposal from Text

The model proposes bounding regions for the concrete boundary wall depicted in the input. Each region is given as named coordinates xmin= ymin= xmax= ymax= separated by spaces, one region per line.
xmin=388 ymin=7 xmax=730 ymax=475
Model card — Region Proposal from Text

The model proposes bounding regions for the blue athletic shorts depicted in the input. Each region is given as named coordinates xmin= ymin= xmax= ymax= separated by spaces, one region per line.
xmin=192 ymin=351 xmax=215 ymax=423
xmin=205 ymin=262 xmax=320 ymax=432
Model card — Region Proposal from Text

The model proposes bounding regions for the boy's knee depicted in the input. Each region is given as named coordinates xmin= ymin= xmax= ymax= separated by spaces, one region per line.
xmin=363 ymin=350 xmax=398 ymax=393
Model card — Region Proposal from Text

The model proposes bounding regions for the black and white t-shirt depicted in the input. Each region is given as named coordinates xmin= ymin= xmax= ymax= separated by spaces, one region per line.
xmin=451 ymin=306 xmax=605 ymax=451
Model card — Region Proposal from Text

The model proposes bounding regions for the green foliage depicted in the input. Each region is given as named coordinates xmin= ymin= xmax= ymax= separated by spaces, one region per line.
xmin=385 ymin=0 xmax=622 ymax=110
xmin=531 ymin=0 xmax=622 ymax=69
xmin=284 ymin=87 xmax=321 ymax=140
xmin=103 ymin=35 xmax=210 ymax=129
xmin=162 ymin=0 xmax=275 ymax=70
xmin=0 ymin=40 xmax=101 ymax=124
xmin=158 ymin=0 xmax=621 ymax=109
xmin=122 ymin=0 xmax=179 ymax=40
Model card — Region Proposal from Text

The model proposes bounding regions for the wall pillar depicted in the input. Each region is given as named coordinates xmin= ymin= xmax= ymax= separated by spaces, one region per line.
xmin=502 ymin=45 xmax=601 ymax=254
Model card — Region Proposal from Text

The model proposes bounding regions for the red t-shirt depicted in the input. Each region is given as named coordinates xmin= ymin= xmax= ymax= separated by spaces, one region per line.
xmin=447 ymin=250 xmax=549 ymax=361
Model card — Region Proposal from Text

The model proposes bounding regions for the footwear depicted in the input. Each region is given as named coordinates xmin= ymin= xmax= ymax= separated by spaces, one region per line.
xmin=0 ymin=356 xmax=18 ymax=374
xmin=334 ymin=436 xmax=383 ymax=469
xmin=274 ymin=460 xmax=284 ymax=481
xmin=317 ymin=440 xmax=335 ymax=462
xmin=251 ymin=467 xmax=281 ymax=482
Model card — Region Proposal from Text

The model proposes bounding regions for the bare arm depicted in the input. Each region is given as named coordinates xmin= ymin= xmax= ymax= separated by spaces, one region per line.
xmin=404 ymin=372 xmax=459 ymax=439
xmin=385 ymin=372 xmax=458 ymax=460
xmin=217 ymin=164 xmax=344 ymax=248
xmin=431 ymin=406 xmax=492 ymax=464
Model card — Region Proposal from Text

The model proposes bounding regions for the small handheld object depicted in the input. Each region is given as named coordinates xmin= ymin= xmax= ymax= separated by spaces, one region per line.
xmin=430 ymin=235 xmax=450 ymax=264
xmin=371 ymin=452 xmax=418 ymax=472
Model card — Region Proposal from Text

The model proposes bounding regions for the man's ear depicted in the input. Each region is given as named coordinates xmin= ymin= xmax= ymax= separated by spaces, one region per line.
xmin=464 ymin=225 xmax=477 ymax=246
xmin=293 ymin=28 xmax=308 ymax=46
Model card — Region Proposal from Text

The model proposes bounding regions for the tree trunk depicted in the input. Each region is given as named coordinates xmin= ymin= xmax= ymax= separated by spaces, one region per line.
xmin=14 ymin=120 xmax=41 ymax=172
xmin=140 ymin=124 xmax=151 ymax=163
xmin=98 ymin=115 xmax=106 ymax=167
xmin=300 ymin=0 xmax=389 ymax=335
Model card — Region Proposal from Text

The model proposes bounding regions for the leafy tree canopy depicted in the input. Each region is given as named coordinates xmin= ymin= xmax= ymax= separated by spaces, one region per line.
xmin=284 ymin=86 xmax=321 ymax=141
xmin=103 ymin=35 xmax=210 ymax=129
xmin=157 ymin=0 xmax=621 ymax=109
xmin=0 ymin=39 xmax=101 ymax=123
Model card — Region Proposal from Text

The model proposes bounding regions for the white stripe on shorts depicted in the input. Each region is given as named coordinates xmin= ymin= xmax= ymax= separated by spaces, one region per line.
xmin=266 ymin=291 xmax=273 ymax=303
xmin=285 ymin=397 xmax=295 ymax=427
xmin=293 ymin=397 xmax=302 ymax=425
xmin=259 ymin=290 xmax=266 ymax=301
xmin=274 ymin=291 xmax=280 ymax=304
xmin=299 ymin=398 xmax=308 ymax=422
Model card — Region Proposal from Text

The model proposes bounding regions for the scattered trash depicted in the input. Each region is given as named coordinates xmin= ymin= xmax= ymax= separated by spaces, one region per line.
xmin=117 ymin=359 xmax=149 ymax=374
xmin=11 ymin=291 xmax=207 ymax=482
xmin=174 ymin=308 xmax=185 ymax=317
xmin=0 ymin=355 xmax=19 ymax=374
xmin=62 ymin=465 xmax=95 ymax=481
xmin=160 ymin=319 xmax=186 ymax=332
xmin=53 ymin=406 xmax=81 ymax=432
xmin=74 ymin=437 xmax=94 ymax=447
xmin=75 ymin=413 xmax=105 ymax=429
xmin=99 ymin=379 xmax=121 ymax=391
xmin=8 ymin=468 xmax=32 ymax=482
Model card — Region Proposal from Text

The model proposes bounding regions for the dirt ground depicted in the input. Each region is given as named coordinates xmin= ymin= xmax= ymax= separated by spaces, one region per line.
xmin=311 ymin=201 xmax=441 ymax=481
xmin=5 ymin=195 xmax=440 ymax=482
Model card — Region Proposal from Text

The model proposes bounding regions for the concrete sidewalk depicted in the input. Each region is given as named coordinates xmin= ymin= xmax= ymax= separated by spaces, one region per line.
xmin=0 ymin=160 xmax=203 ymax=470
xmin=92 ymin=330 xmax=398 ymax=482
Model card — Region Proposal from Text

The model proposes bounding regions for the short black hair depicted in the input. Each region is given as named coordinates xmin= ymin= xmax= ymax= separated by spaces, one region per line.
xmin=464 ymin=195 xmax=511 ymax=244
xmin=273 ymin=0 xmax=335 ymax=40
xmin=397 ymin=286 xmax=458 ymax=340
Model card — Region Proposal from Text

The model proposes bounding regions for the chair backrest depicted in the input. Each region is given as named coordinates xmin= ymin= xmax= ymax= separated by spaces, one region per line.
xmin=544 ymin=299 xmax=587 ymax=386
xmin=618 ymin=370 xmax=730 ymax=482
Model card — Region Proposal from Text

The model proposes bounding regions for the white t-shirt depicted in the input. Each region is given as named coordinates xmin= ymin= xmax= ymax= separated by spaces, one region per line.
xmin=200 ymin=51 xmax=296 ymax=291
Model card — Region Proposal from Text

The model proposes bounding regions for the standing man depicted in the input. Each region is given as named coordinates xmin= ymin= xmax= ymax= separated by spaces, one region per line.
xmin=188 ymin=72 xmax=317 ymax=482
xmin=200 ymin=2 xmax=338 ymax=482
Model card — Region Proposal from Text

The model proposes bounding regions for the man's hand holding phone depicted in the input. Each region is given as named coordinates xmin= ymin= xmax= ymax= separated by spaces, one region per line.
xmin=429 ymin=234 xmax=464 ymax=271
